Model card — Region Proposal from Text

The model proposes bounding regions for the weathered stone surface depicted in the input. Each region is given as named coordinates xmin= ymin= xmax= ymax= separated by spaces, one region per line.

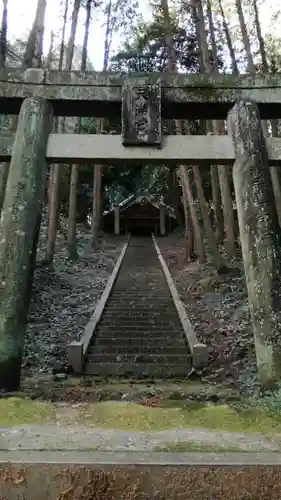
xmin=1 ymin=133 xmax=281 ymax=165
xmin=24 ymin=68 xmax=45 ymax=84
xmin=0 ymin=97 xmax=53 ymax=391
xmin=2 ymin=452 xmax=281 ymax=499
xmin=228 ymin=100 xmax=281 ymax=389
xmin=122 ymin=81 xmax=161 ymax=145
xmin=0 ymin=69 xmax=281 ymax=118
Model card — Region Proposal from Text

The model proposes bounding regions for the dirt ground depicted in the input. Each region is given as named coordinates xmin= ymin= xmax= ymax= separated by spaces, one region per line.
xmin=158 ymin=234 xmax=257 ymax=394
xmin=21 ymin=213 xmax=125 ymax=381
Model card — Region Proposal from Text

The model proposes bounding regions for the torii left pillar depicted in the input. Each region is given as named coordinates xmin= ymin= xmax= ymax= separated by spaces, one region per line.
xmin=0 ymin=97 xmax=53 ymax=391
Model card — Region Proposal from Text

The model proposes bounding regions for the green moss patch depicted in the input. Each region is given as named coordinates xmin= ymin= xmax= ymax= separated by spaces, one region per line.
xmin=0 ymin=397 xmax=54 ymax=426
xmin=73 ymin=401 xmax=281 ymax=433
xmin=1 ymin=398 xmax=281 ymax=434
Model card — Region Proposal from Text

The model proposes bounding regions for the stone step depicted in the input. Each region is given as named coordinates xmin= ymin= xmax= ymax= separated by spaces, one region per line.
xmin=96 ymin=326 xmax=182 ymax=334
xmin=101 ymin=310 xmax=177 ymax=317
xmin=83 ymin=236 xmax=192 ymax=378
xmin=98 ymin=318 xmax=180 ymax=325
xmin=84 ymin=362 xmax=192 ymax=377
xmin=91 ymin=346 xmax=188 ymax=355
xmin=113 ymin=285 xmax=167 ymax=291
xmin=93 ymin=337 xmax=187 ymax=347
xmin=112 ymin=295 xmax=170 ymax=298
xmin=107 ymin=295 xmax=172 ymax=300
xmin=108 ymin=295 xmax=170 ymax=299
xmin=117 ymin=279 xmax=164 ymax=282
xmin=112 ymin=288 xmax=168 ymax=292
xmin=100 ymin=320 xmax=179 ymax=326
xmin=109 ymin=292 xmax=169 ymax=295
xmin=100 ymin=317 xmax=178 ymax=324
xmin=96 ymin=329 xmax=181 ymax=337
xmin=104 ymin=303 xmax=174 ymax=308
xmin=105 ymin=305 xmax=174 ymax=310
xmin=104 ymin=304 xmax=174 ymax=310
xmin=115 ymin=276 xmax=165 ymax=279
xmin=101 ymin=310 xmax=177 ymax=316
xmin=86 ymin=353 xmax=192 ymax=364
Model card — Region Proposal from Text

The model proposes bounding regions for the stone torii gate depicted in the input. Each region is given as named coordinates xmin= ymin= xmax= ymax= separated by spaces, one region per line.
xmin=1 ymin=68 xmax=281 ymax=390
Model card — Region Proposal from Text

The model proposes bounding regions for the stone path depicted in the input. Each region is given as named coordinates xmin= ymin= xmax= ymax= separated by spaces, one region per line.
xmin=0 ymin=424 xmax=278 ymax=452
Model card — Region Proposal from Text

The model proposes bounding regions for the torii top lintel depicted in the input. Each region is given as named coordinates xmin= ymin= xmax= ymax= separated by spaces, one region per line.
xmin=0 ymin=67 xmax=280 ymax=124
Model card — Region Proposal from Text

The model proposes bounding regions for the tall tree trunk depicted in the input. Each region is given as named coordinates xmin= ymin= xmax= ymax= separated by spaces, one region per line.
xmin=0 ymin=0 xmax=8 ymax=68
xmin=68 ymin=0 xmax=91 ymax=260
xmin=235 ymin=0 xmax=254 ymax=71
xmin=168 ymin=166 xmax=183 ymax=223
xmin=159 ymin=0 xmax=177 ymax=71
xmin=217 ymin=0 xmax=238 ymax=74
xmin=33 ymin=0 xmax=47 ymax=68
xmin=64 ymin=0 xmax=81 ymax=70
xmin=58 ymin=0 xmax=69 ymax=69
xmin=81 ymin=0 xmax=91 ymax=70
xmin=181 ymin=166 xmax=205 ymax=263
xmin=91 ymin=0 xmax=112 ymax=246
xmin=180 ymin=170 xmax=195 ymax=260
xmin=252 ymin=0 xmax=267 ymax=70
xmin=45 ymin=30 xmax=54 ymax=69
xmin=252 ymin=0 xmax=281 ymax=224
xmin=22 ymin=0 xmax=47 ymax=69
xmin=0 ymin=0 xmax=8 ymax=213
xmin=45 ymin=31 xmax=54 ymax=221
xmin=210 ymin=164 xmax=224 ymax=243
xmin=191 ymin=0 xmax=234 ymax=259
xmin=160 ymin=0 xmax=205 ymax=262
xmin=46 ymin=0 xmax=75 ymax=264
xmin=193 ymin=164 xmax=225 ymax=270
xmin=206 ymin=0 xmax=218 ymax=71
xmin=191 ymin=0 xmax=209 ymax=71
xmin=92 ymin=164 xmax=103 ymax=245
xmin=194 ymin=0 xmax=235 ymax=257
xmin=211 ymin=120 xmax=236 ymax=254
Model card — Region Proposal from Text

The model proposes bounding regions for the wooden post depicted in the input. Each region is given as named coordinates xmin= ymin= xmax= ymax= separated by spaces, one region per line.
xmin=114 ymin=205 xmax=120 ymax=235
xmin=159 ymin=203 xmax=166 ymax=236
xmin=228 ymin=99 xmax=281 ymax=389
xmin=0 ymin=97 xmax=53 ymax=391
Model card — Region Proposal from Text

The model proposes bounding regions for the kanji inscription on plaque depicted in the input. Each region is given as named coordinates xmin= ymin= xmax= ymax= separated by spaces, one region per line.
xmin=122 ymin=81 xmax=162 ymax=146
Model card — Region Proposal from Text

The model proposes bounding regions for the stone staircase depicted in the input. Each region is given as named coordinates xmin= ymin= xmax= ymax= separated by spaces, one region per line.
xmin=85 ymin=237 xmax=192 ymax=377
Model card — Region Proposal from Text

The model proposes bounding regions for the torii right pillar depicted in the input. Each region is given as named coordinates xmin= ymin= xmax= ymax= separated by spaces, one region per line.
xmin=228 ymin=99 xmax=281 ymax=389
